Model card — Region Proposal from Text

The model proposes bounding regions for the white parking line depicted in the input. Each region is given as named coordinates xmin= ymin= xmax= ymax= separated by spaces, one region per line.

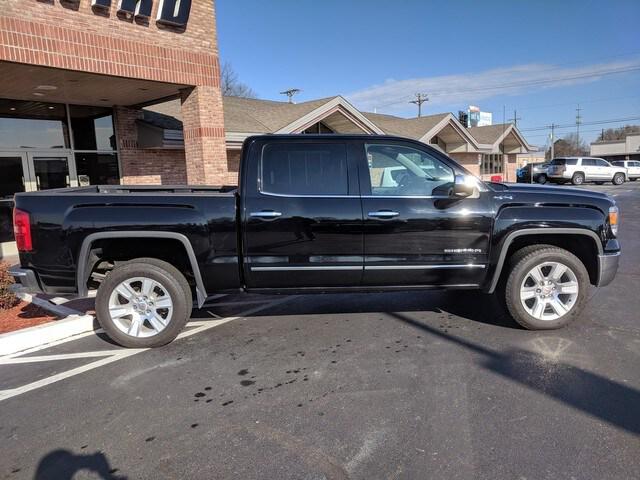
xmin=0 ymin=296 xmax=293 ymax=403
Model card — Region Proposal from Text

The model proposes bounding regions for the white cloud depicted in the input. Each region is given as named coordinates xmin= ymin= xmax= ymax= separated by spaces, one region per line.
xmin=345 ymin=59 xmax=640 ymax=116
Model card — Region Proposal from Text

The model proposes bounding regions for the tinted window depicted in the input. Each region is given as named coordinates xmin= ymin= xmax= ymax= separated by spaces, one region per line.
xmin=365 ymin=143 xmax=454 ymax=196
xmin=582 ymin=158 xmax=596 ymax=166
xmin=261 ymin=143 xmax=348 ymax=195
xmin=612 ymin=161 xmax=624 ymax=167
xmin=550 ymin=158 xmax=577 ymax=166
xmin=594 ymin=159 xmax=609 ymax=167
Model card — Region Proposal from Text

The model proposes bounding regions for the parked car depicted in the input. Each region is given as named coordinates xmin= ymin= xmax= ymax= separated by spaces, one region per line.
xmin=547 ymin=157 xmax=627 ymax=185
xmin=10 ymin=135 xmax=621 ymax=347
xmin=517 ymin=162 xmax=550 ymax=184
xmin=611 ymin=160 xmax=640 ymax=181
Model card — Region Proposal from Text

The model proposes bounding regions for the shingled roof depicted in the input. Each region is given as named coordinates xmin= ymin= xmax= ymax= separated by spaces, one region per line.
xmin=468 ymin=124 xmax=513 ymax=144
xmin=362 ymin=112 xmax=449 ymax=139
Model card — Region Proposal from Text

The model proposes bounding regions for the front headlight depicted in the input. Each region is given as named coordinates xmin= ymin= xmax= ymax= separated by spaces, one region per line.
xmin=609 ymin=205 xmax=619 ymax=236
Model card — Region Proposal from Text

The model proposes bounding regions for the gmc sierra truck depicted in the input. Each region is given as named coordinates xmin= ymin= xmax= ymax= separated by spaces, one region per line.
xmin=10 ymin=135 xmax=621 ymax=347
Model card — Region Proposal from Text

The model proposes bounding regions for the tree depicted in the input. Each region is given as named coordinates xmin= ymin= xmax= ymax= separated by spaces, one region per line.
xmin=220 ymin=61 xmax=257 ymax=98
xmin=596 ymin=125 xmax=640 ymax=141
xmin=546 ymin=132 xmax=589 ymax=159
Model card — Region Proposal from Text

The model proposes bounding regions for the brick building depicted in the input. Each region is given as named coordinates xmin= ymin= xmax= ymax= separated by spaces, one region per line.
xmin=0 ymin=0 xmax=226 ymax=256
xmin=142 ymin=95 xmax=533 ymax=185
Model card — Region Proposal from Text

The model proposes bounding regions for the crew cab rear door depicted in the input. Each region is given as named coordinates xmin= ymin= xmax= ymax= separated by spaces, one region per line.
xmin=241 ymin=138 xmax=363 ymax=289
xmin=357 ymin=139 xmax=492 ymax=287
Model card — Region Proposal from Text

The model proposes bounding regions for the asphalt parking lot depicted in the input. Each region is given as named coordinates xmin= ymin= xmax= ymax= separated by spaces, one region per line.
xmin=1 ymin=182 xmax=639 ymax=480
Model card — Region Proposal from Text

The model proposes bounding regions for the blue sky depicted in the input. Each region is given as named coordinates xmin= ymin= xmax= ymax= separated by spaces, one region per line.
xmin=217 ymin=0 xmax=640 ymax=146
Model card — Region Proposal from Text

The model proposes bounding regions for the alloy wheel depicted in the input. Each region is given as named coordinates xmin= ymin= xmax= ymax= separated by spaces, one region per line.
xmin=108 ymin=276 xmax=174 ymax=337
xmin=519 ymin=262 xmax=579 ymax=321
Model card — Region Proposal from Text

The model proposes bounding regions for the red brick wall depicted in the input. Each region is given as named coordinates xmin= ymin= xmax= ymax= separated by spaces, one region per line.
xmin=115 ymin=106 xmax=187 ymax=184
xmin=449 ymin=152 xmax=481 ymax=177
xmin=0 ymin=0 xmax=220 ymax=86
xmin=1 ymin=0 xmax=229 ymax=186
xmin=226 ymin=149 xmax=241 ymax=185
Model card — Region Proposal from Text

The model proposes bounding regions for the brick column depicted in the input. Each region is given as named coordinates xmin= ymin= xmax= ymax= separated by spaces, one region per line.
xmin=180 ymin=86 xmax=228 ymax=185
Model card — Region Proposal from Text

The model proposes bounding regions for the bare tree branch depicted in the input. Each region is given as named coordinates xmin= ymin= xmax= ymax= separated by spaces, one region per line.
xmin=220 ymin=61 xmax=257 ymax=98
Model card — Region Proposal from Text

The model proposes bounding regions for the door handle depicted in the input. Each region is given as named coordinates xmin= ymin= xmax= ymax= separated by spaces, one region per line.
xmin=250 ymin=210 xmax=282 ymax=218
xmin=368 ymin=210 xmax=400 ymax=218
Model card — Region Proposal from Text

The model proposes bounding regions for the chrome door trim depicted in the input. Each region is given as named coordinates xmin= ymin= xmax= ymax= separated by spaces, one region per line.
xmin=250 ymin=266 xmax=363 ymax=272
xmin=364 ymin=264 xmax=486 ymax=270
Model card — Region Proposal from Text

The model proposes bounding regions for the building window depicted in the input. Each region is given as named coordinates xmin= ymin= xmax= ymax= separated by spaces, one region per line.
xmin=69 ymin=105 xmax=116 ymax=151
xmin=481 ymin=154 xmax=503 ymax=175
xmin=0 ymin=99 xmax=70 ymax=149
xmin=75 ymin=153 xmax=120 ymax=186
xmin=301 ymin=121 xmax=335 ymax=134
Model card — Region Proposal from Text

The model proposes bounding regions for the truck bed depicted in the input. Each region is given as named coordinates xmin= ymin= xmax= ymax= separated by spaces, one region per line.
xmin=20 ymin=184 xmax=238 ymax=196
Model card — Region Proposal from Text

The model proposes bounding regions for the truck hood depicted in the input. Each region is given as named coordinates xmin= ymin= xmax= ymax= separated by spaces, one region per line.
xmin=488 ymin=182 xmax=615 ymax=212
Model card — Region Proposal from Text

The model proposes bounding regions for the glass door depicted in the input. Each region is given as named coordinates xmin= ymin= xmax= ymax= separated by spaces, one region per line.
xmin=0 ymin=152 xmax=29 ymax=255
xmin=26 ymin=152 xmax=77 ymax=191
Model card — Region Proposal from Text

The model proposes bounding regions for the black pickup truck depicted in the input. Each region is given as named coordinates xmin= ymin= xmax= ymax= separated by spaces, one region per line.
xmin=11 ymin=135 xmax=621 ymax=347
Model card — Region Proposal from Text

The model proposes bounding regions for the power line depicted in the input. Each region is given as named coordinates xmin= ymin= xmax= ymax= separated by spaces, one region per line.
xmin=520 ymin=115 xmax=640 ymax=132
xmin=372 ymin=64 xmax=640 ymax=109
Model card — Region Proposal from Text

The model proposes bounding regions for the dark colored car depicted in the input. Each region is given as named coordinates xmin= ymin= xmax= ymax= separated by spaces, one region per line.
xmin=517 ymin=162 xmax=550 ymax=184
xmin=10 ymin=135 xmax=621 ymax=347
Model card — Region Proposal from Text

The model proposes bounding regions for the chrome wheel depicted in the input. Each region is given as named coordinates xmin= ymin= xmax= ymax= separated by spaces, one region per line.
xmin=108 ymin=276 xmax=173 ymax=338
xmin=520 ymin=262 xmax=579 ymax=321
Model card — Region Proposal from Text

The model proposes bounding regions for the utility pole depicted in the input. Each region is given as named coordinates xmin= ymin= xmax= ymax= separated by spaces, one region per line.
xmin=409 ymin=93 xmax=429 ymax=117
xmin=280 ymin=88 xmax=301 ymax=104
xmin=508 ymin=109 xmax=522 ymax=127
xmin=576 ymin=104 xmax=582 ymax=149
xmin=548 ymin=123 xmax=557 ymax=159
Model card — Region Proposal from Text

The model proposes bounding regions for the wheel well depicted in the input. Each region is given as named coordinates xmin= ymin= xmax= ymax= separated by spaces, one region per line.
xmin=502 ymin=234 xmax=598 ymax=285
xmin=85 ymin=238 xmax=196 ymax=295
xmin=573 ymin=171 xmax=585 ymax=178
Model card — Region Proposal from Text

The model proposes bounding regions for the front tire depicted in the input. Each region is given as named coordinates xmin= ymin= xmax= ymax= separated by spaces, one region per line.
xmin=536 ymin=174 xmax=547 ymax=184
xmin=612 ymin=173 xmax=625 ymax=185
xmin=504 ymin=246 xmax=589 ymax=330
xmin=96 ymin=258 xmax=192 ymax=348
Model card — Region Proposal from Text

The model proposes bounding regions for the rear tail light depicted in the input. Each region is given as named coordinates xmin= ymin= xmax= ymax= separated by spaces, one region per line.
xmin=609 ymin=206 xmax=619 ymax=237
xmin=13 ymin=208 xmax=32 ymax=252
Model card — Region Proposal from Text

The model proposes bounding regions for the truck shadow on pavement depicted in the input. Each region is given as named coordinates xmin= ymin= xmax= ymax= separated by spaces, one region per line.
xmin=33 ymin=449 xmax=125 ymax=480
xmin=390 ymin=311 xmax=640 ymax=436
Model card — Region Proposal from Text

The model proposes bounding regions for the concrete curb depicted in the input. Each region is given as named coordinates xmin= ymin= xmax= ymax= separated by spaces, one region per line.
xmin=0 ymin=294 xmax=97 ymax=357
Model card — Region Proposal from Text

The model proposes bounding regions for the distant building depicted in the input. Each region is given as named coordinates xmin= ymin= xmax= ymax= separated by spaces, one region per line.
xmin=590 ymin=134 xmax=640 ymax=162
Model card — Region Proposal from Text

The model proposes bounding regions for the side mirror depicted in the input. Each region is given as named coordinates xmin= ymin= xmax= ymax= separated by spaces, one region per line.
xmin=452 ymin=175 xmax=475 ymax=198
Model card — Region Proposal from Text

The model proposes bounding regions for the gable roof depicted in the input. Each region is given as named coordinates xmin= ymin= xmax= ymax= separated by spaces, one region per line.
xmin=469 ymin=123 xmax=532 ymax=151
xmin=362 ymin=112 xmax=449 ymax=139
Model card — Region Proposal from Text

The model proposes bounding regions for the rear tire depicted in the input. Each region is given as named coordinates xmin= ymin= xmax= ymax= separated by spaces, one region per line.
xmin=504 ymin=245 xmax=589 ymax=330
xmin=571 ymin=173 xmax=585 ymax=185
xmin=536 ymin=174 xmax=547 ymax=184
xmin=612 ymin=173 xmax=625 ymax=185
xmin=96 ymin=258 xmax=192 ymax=348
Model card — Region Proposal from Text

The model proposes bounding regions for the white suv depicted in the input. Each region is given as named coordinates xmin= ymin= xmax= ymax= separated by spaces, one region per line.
xmin=612 ymin=160 xmax=640 ymax=181
xmin=547 ymin=157 xmax=627 ymax=185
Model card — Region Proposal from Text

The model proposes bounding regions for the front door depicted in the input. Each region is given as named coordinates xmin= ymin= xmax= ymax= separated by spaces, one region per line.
xmin=242 ymin=138 xmax=363 ymax=289
xmin=358 ymin=140 xmax=493 ymax=287
xmin=0 ymin=152 xmax=30 ymax=255
xmin=26 ymin=152 xmax=77 ymax=190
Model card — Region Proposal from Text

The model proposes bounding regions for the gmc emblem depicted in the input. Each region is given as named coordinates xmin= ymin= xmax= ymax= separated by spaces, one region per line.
xmin=90 ymin=0 xmax=192 ymax=27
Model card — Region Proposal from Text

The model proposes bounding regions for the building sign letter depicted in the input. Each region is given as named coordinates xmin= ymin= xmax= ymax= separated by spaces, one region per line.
xmin=156 ymin=0 xmax=191 ymax=27
xmin=117 ymin=0 xmax=153 ymax=19
xmin=91 ymin=0 xmax=111 ymax=10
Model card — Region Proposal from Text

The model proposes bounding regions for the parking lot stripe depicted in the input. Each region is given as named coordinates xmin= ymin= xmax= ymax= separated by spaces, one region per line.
xmin=0 ymin=350 xmax=125 ymax=365
xmin=0 ymin=296 xmax=293 ymax=403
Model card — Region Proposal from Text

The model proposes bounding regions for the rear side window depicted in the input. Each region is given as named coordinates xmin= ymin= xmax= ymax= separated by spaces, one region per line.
xmin=595 ymin=159 xmax=609 ymax=166
xmin=550 ymin=158 xmax=577 ymax=166
xmin=261 ymin=143 xmax=349 ymax=195
xmin=582 ymin=158 xmax=596 ymax=166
